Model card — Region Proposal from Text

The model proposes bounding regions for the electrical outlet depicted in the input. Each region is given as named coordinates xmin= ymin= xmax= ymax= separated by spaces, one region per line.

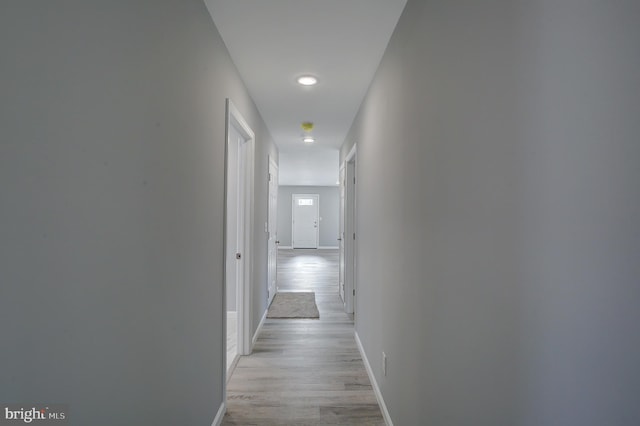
xmin=382 ymin=352 xmax=387 ymax=376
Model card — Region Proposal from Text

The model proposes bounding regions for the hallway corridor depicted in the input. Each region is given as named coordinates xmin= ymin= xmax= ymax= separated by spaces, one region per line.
xmin=223 ymin=249 xmax=384 ymax=425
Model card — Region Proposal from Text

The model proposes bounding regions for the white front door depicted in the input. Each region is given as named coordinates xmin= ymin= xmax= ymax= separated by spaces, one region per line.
xmin=267 ymin=157 xmax=278 ymax=304
xmin=292 ymin=194 xmax=319 ymax=249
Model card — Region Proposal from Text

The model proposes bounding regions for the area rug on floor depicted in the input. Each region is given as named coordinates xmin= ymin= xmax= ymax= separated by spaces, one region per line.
xmin=267 ymin=292 xmax=320 ymax=319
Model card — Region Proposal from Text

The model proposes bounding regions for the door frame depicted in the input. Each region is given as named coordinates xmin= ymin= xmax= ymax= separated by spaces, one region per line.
xmin=338 ymin=164 xmax=346 ymax=303
xmin=292 ymin=193 xmax=320 ymax=249
xmin=223 ymin=98 xmax=255 ymax=387
xmin=344 ymin=144 xmax=357 ymax=315
xmin=267 ymin=156 xmax=278 ymax=305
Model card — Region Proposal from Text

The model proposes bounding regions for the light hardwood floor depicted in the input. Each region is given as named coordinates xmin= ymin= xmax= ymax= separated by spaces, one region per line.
xmin=227 ymin=311 xmax=237 ymax=373
xmin=222 ymin=249 xmax=385 ymax=426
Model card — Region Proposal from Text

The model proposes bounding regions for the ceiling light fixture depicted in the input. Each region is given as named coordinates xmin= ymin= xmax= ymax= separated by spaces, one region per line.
xmin=303 ymin=137 xmax=315 ymax=143
xmin=297 ymin=75 xmax=318 ymax=86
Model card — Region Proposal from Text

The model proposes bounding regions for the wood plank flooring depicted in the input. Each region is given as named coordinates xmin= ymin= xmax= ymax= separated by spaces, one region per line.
xmin=227 ymin=311 xmax=237 ymax=372
xmin=222 ymin=249 xmax=385 ymax=426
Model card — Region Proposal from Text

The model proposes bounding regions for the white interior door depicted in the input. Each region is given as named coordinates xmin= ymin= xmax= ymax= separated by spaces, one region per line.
xmin=267 ymin=157 xmax=278 ymax=304
xmin=339 ymin=165 xmax=346 ymax=302
xmin=225 ymin=121 xmax=244 ymax=380
xmin=344 ymin=146 xmax=357 ymax=314
xmin=226 ymin=125 xmax=240 ymax=318
xmin=292 ymin=194 xmax=319 ymax=249
xmin=224 ymin=99 xmax=255 ymax=371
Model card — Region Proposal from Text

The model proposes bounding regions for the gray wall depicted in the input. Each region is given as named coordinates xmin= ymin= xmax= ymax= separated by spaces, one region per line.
xmin=0 ymin=1 xmax=277 ymax=425
xmin=342 ymin=0 xmax=640 ymax=425
xmin=277 ymin=186 xmax=340 ymax=248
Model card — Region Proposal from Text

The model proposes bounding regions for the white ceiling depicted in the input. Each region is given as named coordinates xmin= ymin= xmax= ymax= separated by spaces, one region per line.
xmin=204 ymin=0 xmax=407 ymax=186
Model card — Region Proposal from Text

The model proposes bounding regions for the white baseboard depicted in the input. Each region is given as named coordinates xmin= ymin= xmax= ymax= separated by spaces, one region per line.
xmin=278 ymin=246 xmax=339 ymax=250
xmin=252 ymin=308 xmax=268 ymax=349
xmin=354 ymin=331 xmax=394 ymax=426
xmin=211 ymin=401 xmax=225 ymax=426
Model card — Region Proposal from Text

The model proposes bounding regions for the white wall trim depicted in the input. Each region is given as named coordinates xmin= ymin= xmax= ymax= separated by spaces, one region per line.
xmin=211 ymin=402 xmax=226 ymax=426
xmin=252 ymin=308 xmax=268 ymax=349
xmin=345 ymin=143 xmax=357 ymax=162
xmin=354 ymin=331 xmax=393 ymax=426
xmin=278 ymin=246 xmax=337 ymax=250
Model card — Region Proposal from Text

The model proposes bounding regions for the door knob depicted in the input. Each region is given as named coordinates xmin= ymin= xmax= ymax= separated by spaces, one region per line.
xmin=236 ymin=253 xmax=241 ymax=260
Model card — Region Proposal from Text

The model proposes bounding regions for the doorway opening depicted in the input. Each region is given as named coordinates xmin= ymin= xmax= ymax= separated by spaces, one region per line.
xmin=224 ymin=99 xmax=255 ymax=385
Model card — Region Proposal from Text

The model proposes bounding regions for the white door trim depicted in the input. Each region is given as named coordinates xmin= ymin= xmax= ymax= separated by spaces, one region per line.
xmin=292 ymin=193 xmax=320 ymax=249
xmin=338 ymin=163 xmax=346 ymax=303
xmin=223 ymin=98 xmax=255 ymax=402
xmin=344 ymin=144 xmax=357 ymax=315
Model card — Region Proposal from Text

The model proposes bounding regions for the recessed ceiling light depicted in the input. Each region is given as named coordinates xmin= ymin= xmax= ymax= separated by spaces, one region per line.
xmin=297 ymin=75 xmax=318 ymax=86
xmin=303 ymin=137 xmax=315 ymax=143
